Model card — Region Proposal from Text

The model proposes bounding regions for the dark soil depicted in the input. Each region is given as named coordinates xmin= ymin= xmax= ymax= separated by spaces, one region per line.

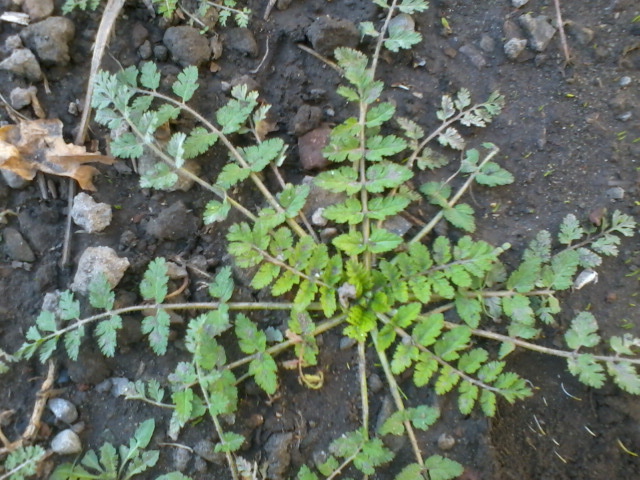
xmin=1 ymin=0 xmax=640 ymax=479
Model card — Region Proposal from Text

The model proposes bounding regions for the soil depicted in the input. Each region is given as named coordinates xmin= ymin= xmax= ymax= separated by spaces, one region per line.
xmin=1 ymin=0 xmax=640 ymax=479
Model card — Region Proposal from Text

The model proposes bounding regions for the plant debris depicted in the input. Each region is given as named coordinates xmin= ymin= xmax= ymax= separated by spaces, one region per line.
xmin=0 ymin=118 xmax=114 ymax=190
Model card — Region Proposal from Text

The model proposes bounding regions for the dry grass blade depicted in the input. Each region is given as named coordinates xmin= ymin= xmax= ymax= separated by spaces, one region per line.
xmin=553 ymin=0 xmax=571 ymax=65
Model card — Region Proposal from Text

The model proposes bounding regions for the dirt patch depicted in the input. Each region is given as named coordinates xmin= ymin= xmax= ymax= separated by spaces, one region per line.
xmin=1 ymin=0 xmax=640 ymax=479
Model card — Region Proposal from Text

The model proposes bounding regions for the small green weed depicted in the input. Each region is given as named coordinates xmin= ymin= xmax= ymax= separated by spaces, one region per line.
xmin=4 ymin=0 xmax=640 ymax=479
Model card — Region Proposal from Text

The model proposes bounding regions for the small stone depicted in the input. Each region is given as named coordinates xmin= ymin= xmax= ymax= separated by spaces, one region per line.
xmin=194 ymin=439 xmax=225 ymax=464
xmin=71 ymin=192 xmax=112 ymax=233
xmin=518 ymin=14 xmax=556 ymax=52
xmin=138 ymin=40 xmax=153 ymax=60
xmin=504 ymin=38 xmax=527 ymax=60
xmin=617 ymin=111 xmax=632 ymax=122
xmin=164 ymin=26 xmax=211 ymax=67
xmin=383 ymin=215 xmax=412 ymax=237
xmin=5 ymin=35 xmax=22 ymax=50
xmin=70 ymin=246 xmax=130 ymax=294
xmin=94 ymin=378 xmax=112 ymax=393
xmin=606 ymin=186 xmax=625 ymax=200
xmin=388 ymin=13 xmax=415 ymax=35
xmin=130 ymin=23 xmax=149 ymax=49
xmin=224 ymin=28 xmax=258 ymax=57
xmin=339 ymin=336 xmax=357 ymax=350
xmin=264 ymin=432 xmax=294 ymax=480
xmin=2 ymin=227 xmax=35 ymax=262
xmin=154 ymin=45 xmax=168 ymax=62
xmin=51 ymin=429 xmax=82 ymax=455
xmin=479 ymin=34 xmax=495 ymax=53
xmin=9 ymin=86 xmax=40 ymax=111
xmin=110 ymin=377 xmax=134 ymax=397
xmin=0 ymin=48 xmax=43 ymax=81
xmin=307 ymin=16 xmax=359 ymax=57
xmin=311 ymin=208 xmax=327 ymax=226
xmin=298 ymin=125 xmax=332 ymax=170
xmin=229 ymin=75 xmax=259 ymax=93
xmin=23 ymin=0 xmax=54 ymax=21
xmin=146 ymin=201 xmax=198 ymax=241
xmin=292 ymin=104 xmax=323 ymax=136
xmin=565 ymin=21 xmax=594 ymax=46
xmin=459 ymin=44 xmax=486 ymax=68
xmin=173 ymin=447 xmax=192 ymax=471
xmin=369 ymin=373 xmax=383 ymax=393
xmin=512 ymin=0 xmax=529 ymax=7
xmin=619 ymin=76 xmax=632 ymax=87
xmin=20 ymin=17 xmax=75 ymax=66
xmin=437 ymin=433 xmax=456 ymax=450
xmin=48 ymin=398 xmax=78 ymax=424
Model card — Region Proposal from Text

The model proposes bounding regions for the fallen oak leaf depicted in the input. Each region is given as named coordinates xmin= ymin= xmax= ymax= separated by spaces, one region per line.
xmin=0 ymin=118 xmax=114 ymax=190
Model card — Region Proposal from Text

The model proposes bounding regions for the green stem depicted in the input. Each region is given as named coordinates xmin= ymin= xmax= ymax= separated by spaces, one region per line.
xmin=138 ymin=88 xmax=309 ymax=239
xmin=371 ymin=329 xmax=424 ymax=467
xmin=409 ymin=146 xmax=499 ymax=244
xmin=358 ymin=339 xmax=370 ymax=438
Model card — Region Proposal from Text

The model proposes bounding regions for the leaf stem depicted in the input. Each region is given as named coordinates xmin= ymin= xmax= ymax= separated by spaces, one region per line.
xmin=358 ymin=339 xmax=370 ymax=439
xmin=409 ymin=146 xmax=499 ymax=244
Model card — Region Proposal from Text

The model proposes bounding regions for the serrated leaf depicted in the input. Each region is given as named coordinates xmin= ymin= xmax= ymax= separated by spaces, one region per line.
xmin=215 ymin=432 xmax=245 ymax=453
xmin=458 ymin=381 xmax=478 ymax=415
xmin=408 ymin=405 xmax=439 ymax=430
xmin=365 ymin=134 xmax=407 ymax=161
xmin=414 ymin=354 xmax=438 ymax=387
xmin=297 ymin=465 xmax=320 ymax=480
xmin=271 ymin=270 xmax=298 ymax=296
xmin=549 ymin=249 xmax=580 ymax=290
xmin=444 ymin=203 xmax=475 ymax=232
xmin=140 ymin=162 xmax=178 ymax=190
xmin=608 ymin=361 xmax=640 ymax=394
xmin=396 ymin=116 xmax=424 ymax=141
xmin=392 ymin=342 xmax=419 ymax=374
xmin=558 ymin=213 xmax=584 ymax=245
xmin=368 ymin=195 xmax=411 ymax=221
xmin=438 ymin=127 xmax=465 ymax=150
xmin=172 ymin=66 xmax=199 ymax=102
xmin=503 ymin=294 xmax=534 ymax=326
xmin=366 ymin=102 xmax=395 ymax=127
xmin=235 ymin=314 xmax=266 ymax=354
xmin=333 ymin=231 xmax=366 ymax=255
xmin=412 ymin=313 xmax=444 ymax=346
xmin=506 ymin=258 xmax=541 ymax=292
xmin=416 ymin=147 xmax=449 ymax=170
xmin=565 ymin=312 xmax=600 ymax=349
xmin=480 ymin=389 xmax=496 ymax=416
xmin=476 ymin=161 xmax=514 ymax=186
xmin=203 ymin=199 xmax=231 ymax=224
xmin=314 ymin=167 xmax=361 ymax=195
xmin=216 ymin=163 xmax=251 ymax=189
xmin=323 ymin=198 xmax=363 ymax=225
xmin=435 ymin=365 xmax=460 ymax=394
xmin=140 ymin=258 xmax=169 ymax=303
xmin=139 ymin=61 xmax=160 ymax=90
xmin=395 ymin=463 xmax=424 ymax=480
xmin=567 ymin=354 xmax=605 ymax=388
xmin=95 ymin=315 xmax=122 ymax=357
xmin=279 ymin=183 xmax=309 ymax=218
xmin=142 ymin=309 xmax=171 ymax=355
xmin=184 ymin=126 xmax=218 ymax=158
xmin=458 ymin=348 xmax=488 ymax=374
xmin=424 ymin=455 xmax=464 ymax=480
xmin=241 ymin=138 xmax=284 ymax=172
xmin=434 ymin=326 xmax=471 ymax=361
xmin=385 ymin=20 xmax=422 ymax=52
xmin=249 ymin=353 xmax=278 ymax=395
xmin=172 ymin=389 xmax=193 ymax=425
xmin=368 ymin=227 xmax=402 ymax=253
xmin=88 ymin=273 xmax=115 ymax=310
xmin=59 ymin=291 xmax=80 ymax=321
xmin=354 ymin=438 xmax=393 ymax=475
xmin=63 ymin=329 xmax=82 ymax=362
xmin=365 ymin=162 xmax=413 ymax=192
xmin=208 ymin=266 xmax=234 ymax=302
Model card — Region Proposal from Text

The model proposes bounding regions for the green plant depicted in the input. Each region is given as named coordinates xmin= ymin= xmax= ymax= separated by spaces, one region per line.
xmin=0 ymin=446 xmax=46 ymax=480
xmin=62 ymin=0 xmax=250 ymax=27
xmin=8 ymin=0 xmax=640 ymax=479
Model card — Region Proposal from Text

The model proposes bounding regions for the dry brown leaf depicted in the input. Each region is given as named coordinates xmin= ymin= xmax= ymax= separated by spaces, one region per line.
xmin=0 ymin=119 xmax=114 ymax=190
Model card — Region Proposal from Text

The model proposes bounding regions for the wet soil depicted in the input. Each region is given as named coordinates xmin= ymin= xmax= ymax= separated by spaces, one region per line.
xmin=1 ymin=0 xmax=640 ymax=478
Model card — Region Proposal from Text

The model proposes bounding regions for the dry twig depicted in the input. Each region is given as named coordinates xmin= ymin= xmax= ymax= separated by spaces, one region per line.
xmin=553 ymin=0 xmax=571 ymax=65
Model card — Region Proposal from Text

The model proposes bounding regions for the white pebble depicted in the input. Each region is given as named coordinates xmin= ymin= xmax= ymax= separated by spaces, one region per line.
xmin=51 ymin=429 xmax=82 ymax=455
xmin=48 ymin=398 xmax=78 ymax=424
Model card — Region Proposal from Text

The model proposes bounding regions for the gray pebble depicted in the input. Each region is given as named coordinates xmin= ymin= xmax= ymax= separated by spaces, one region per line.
xmin=504 ymin=38 xmax=527 ymax=60
xmin=173 ymin=447 xmax=192 ymax=471
xmin=617 ymin=111 xmax=632 ymax=122
xmin=65 ymin=347 xmax=111 ymax=385
xmin=70 ymin=246 xmax=130 ymax=295
xmin=368 ymin=373 xmax=383 ymax=393
xmin=479 ymin=34 xmax=495 ymax=53
xmin=2 ymin=227 xmax=35 ymax=262
xmin=606 ymin=187 xmax=625 ymax=200
xmin=224 ymin=28 xmax=258 ymax=57
xmin=619 ymin=76 xmax=632 ymax=87
xmin=154 ymin=45 xmax=168 ymax=62
xmin=71 ymin=192 xmax=112 ymax=233
xmin=20 ymin=17 xmax=75 ymax=66
xmin=0 ymin=48 xmax=43 ymax=81
xmin=566 ymin=21 xmax=594 ymax=46
xmin=339 ymin=336 xmax=357 ymax=350
xmin=518 ymin=14 xmax=556 ymax=52
xmin=94 ymin=378 xmax=112 ymax=394
xmin=437 ymin=433 xmax=456 ymax=450
xmin=264 ymin=432 xmax=294 ymax=480
xmin=164 ymin=26 xmax=211 ymax=67
xmin=459 ymin=44 xmax=486 ymax=69
xmin=146 ymin=201 xmax=198 ymax=241
xmin=10 ymin=86 xmax=37 ymax=110
xmin=307 ymin=16 xmax=359 ymax=57
xmin=512 ymin=0 xmax=529 ymax=7
xmin=23 ymin=0 xmax=54 ymax=21
xmin=110 ymin=377 xmax=134 ymax=397
xmin=130 ymin=23 xmax=149 ymax=49
xmin=292 ymin=104 xmax=323 ymax=136
xmin=5 ymin=34 xmax=23 ymax=50
xmin=138 ymin=40 xmax=153 ymax=60
xmin=388 ymin=13 xmax=415 ymax=35
xmin=48 ymin=398 xmax=78 ymax=424
xmin=194 ymin=439 xmax=225 ymax=464
xmin=51 ymin=429 xmax=82 ymax=455
xmin=0 ymin=169 xmax=29 ymax=189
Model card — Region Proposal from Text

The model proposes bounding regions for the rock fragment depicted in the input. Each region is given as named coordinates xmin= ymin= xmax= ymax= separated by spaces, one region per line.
xmin=518 ymin=14 xmax=556 ymax=52
xmin=146 ymin=201 xmax=198 ymax=241
xmin=9 ymin=86 xmax=38 ymax=110
xmin=23 ymin=0 xmax=54 ymax=21
xmin=20 ymin=17 xmax=75 ymax=66
xmin=298 ymin=125 xmax=332 ymax=170
xmin=71 ymin=246 xmax=130 ymax=294
xmin=2 ymin=227 xmax=35 ymax=262
xmin=264 ymin=432 xmax=294 ymax=480
xmin=459 ymin=44 xmax=486 ymax=68
xmin=48 ymin=398 xmax=78 ymax=424
xmin=71 ymin=192 xmax=112 ymax=233
xmin=292 ymin=104 xmax=322 ymax=136
xmin=164 ymin=26 xmax=211 ymax=67
xmin=0 ymin=48 xmax=42 ymax=81
xmin=307 ymin=16 xmax=359 ymax=57
xmin=224 ymin=28 xmax=258 ymax=57
xmin=51 ymin=429 xmax=82 ymax=455
xmin=504 ymin=38 xmax=527 ymax=60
